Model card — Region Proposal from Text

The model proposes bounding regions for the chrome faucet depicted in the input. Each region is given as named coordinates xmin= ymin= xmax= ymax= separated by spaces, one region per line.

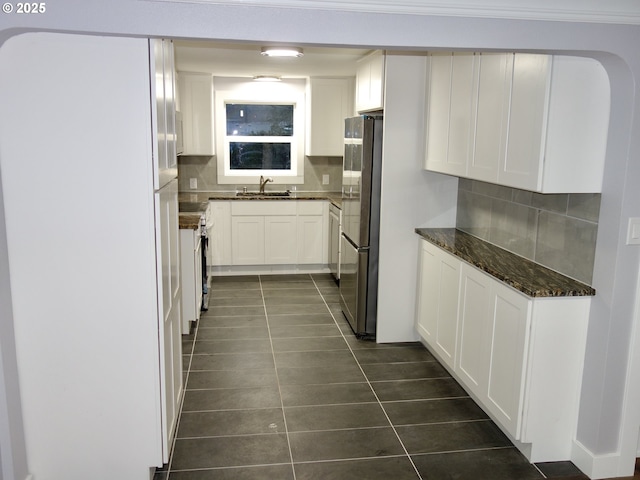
xmin=259 ymin=175 xmax=273 ymax=194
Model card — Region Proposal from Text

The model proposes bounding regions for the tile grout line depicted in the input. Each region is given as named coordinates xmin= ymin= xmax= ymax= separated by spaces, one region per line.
xmin=260 ymin=274 xmax=298 ymax=480
xmin=311 ymin=275 xmax=425 ymax=480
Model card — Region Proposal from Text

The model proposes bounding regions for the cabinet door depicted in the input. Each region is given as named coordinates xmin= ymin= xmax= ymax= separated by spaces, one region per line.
xmin=306 ymin=78 xmax=353 ymax=156
xmin=434 ymin=250 xmax=461 ymax=369
xmin=208 ymin=201 xmax=232 ymax=266
xmin=265 ymin=215 xmax=297 ymax=264
xmin=416 ymin=240 xmax=440 ymax=342
xmin=231 ymin=216 xmax=265 ymax=265
xmin=456 ymin=264 xmax=492 ymax=398
xmin=469 ymin=53 xmax=512 ymax=183
xmin=446 ymin=53 xmax=477 ymax=177
xmin=150 ymin=39 xmax=178 ymax=190
xmin=195 ymin=234 xmax=203 ymax=317
xmin=501 ymin=54 xmax=550 ymax=191
xmin=178 ymin=73 xmax=214 ymax=156
xmin=180 ymin=229 xmax=197 ymax=333
xmin=297 ymin=215 xmax=325 ymax=264
xmin=154 ymin=179 xmax=182 ymax=461
xmin=356 ymin=51 xmax=385 ymax=113
xmin=329 ymin=208 xmax=341 ymax=278
xmin=486 ymin=282 xmax=531 ymax=439
xmin=368 ymin=51 xmax=385 ymax=111
xmin=416 ymin=240 xmax=460 ymax=369
xmin=424 ymin=53 xmax=452 ymax=172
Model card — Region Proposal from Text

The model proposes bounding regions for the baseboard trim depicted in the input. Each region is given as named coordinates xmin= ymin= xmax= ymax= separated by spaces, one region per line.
xmin=572 ymin=439 xmax=625 ymax=479
xmin=209 ymin=265 xmax=331 ymax=276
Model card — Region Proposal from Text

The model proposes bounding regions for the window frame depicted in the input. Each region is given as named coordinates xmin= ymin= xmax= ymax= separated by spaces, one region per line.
xmin=215 ymin=81 xmax=306 ymax=185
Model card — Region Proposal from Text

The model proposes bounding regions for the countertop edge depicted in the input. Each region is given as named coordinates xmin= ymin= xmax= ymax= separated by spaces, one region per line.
xmin=179 ymin=191 xmax=342 ymax=209
xmin=415 ymin=228 xmax=596 ymax=298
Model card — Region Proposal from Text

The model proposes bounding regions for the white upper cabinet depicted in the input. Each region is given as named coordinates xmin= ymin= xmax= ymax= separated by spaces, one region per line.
xmin=468 ymin=53 xmax=512 ymax=182
xmin=424 ymin=53 xmax=477 ymax=177
xmin=306 ymin=77 xmax=354 ymax=157
xmin=150 ymin=39 xmax=178 ymax=189
xmin=177 ymin=72 xmax=215 ymax=156
xmin=424 ymin=54 xmax=452 ymax=174
xmin=424 ymin=52 xmax=610 ymax=193
xmin=504 ymin=54 xmax=610 ymax=193
xmin=356 ymin=50 xmax=385 ymax=113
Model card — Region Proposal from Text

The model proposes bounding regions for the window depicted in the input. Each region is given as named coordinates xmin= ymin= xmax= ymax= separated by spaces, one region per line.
xmin=215 ymin=79 xmax=306 ymax=185
xmin=226 ymin=104 xmax=293 ymax=170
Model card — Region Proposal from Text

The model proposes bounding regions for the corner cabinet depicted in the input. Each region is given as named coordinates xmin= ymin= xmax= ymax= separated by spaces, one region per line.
xmin=424 ymin=52 xmax=610 ymax=193
xmin=416 ymin=238 xmax=590 ymax=463
xmin=356 ymin=51 xmax=385 ymax=113
xmin=306 ymin=77 xmax=354 ymax=156
xmin=176 ymin=72 xmax=215 ymax=156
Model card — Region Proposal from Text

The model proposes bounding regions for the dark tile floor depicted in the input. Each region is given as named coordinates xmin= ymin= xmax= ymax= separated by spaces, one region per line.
xmin=154 ymin=273 xmax=636 ymax=480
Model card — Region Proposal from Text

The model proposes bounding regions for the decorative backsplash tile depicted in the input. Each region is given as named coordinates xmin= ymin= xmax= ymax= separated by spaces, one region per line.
xmin=456 ymin=179 xmax=600 ymax=285
xmin=177 ymin=155 xmax=343 ymax=193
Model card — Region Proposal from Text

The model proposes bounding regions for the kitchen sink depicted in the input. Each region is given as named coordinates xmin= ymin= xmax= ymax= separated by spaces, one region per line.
xmin=236 ymin=191 xmax=291 ymax=197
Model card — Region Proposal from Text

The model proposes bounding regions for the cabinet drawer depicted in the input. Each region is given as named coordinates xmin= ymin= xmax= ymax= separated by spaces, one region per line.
xmin=231 ymin=201 xmax=297 ymax=216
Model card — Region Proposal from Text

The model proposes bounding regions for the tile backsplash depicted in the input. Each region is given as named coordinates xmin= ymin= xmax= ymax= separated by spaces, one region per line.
xmin=456 ymin=179 xmax=600 ymax=285
xmin=177 ymin=155 xmax=343 ymax=193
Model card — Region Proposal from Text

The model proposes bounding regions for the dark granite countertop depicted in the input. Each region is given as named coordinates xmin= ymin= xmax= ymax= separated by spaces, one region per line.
xmin=179 ymin=191 xmax=342 ymax=209
xmin=415 ymin=228 xmax=595 ymax=298
xmin=178 ymin=213 xmax=201 ymax=230
xmin=178 ymin=191 xmax=342 ymax=229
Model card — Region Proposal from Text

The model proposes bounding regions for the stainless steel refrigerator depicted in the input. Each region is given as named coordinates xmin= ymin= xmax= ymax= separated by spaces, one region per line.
xmin=339 ymin=115 xmax=383 ymax=338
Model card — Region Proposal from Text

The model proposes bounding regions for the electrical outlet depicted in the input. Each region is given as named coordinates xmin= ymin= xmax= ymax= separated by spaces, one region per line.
xmin=322 ymin=174 xmax=330 ymax=185
xmin=627 ymin=217 xmax=640 ymax=245
xmin=189 ymin=178 xmax=198 ymax=189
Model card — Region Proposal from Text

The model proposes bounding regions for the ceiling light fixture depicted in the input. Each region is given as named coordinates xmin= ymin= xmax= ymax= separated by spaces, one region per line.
xmin=260 ymin=47 xmax=304 ymax=58
xmin=252 ymin=75 xmax=282 ymax=82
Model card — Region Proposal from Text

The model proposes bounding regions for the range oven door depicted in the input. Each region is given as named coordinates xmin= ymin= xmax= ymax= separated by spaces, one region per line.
xmin=339 ymin=234 xmax=369 ymax=337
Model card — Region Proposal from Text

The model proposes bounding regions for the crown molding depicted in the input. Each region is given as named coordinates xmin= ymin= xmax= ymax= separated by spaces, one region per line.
xmin=145 ymin=0 xmax=640 ymax=25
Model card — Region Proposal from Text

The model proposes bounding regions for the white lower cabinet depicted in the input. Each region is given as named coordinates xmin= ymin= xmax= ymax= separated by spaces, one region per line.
xmin=180 ymin=228 xmax=203 ymax=333
xmin=231 ymin=216 xmax=265 ymax=265
xmin=328 ymin=203 xmax=341 ymax=279
xmin=457 ymin=263 xmax=530 ymax=437
xmin=416 ymin=238 xmax=590 ymax=462
xmin=416 ymin=239 xmax=460 ymax=370
xmin=154 ymin=179 xmax=183 ymax=462
xmin=208 ymin=201 xmax=232 ymax=266
xmin=212 ymin=200 xmax=329 ymax=270
xmin=297 ymin=201 xmax=328 ymax=265
xmin=456 ymin=262 xmax=492 ymax=398
xmin=266 ymin=215 xmax=298 ymax=264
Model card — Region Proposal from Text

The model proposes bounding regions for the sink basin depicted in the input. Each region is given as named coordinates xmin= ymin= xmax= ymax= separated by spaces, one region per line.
xmin=236 ymin=191 xmax=291 ymax=197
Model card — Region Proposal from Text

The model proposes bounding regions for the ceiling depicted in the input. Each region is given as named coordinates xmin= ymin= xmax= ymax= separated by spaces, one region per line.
xmin=174 ymin=40 xmax=370 ymax=78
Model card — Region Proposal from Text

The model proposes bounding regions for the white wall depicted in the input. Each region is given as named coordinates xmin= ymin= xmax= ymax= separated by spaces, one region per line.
xmin=0 ymin=33 xmax=163 ymax=479
xmin=0 ymin=169 xmax=28 ymax=480
xmin=1 ymin=2 xmax=640 ymax=479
